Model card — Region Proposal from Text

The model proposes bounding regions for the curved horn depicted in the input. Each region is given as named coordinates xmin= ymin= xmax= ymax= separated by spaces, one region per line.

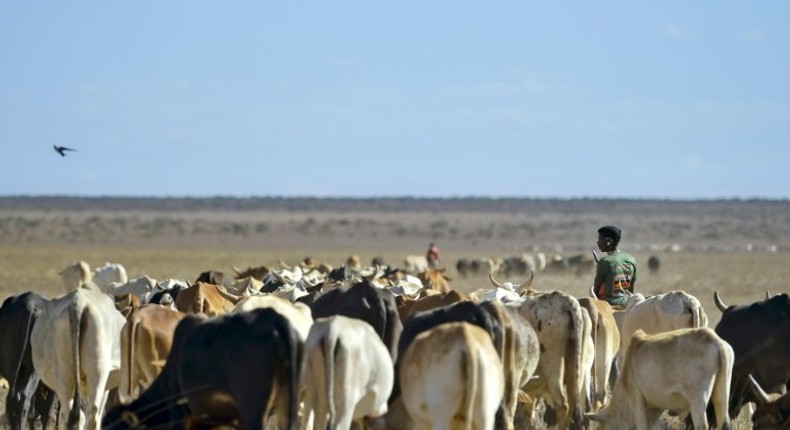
xmin=519 ymin=269 xmax=535 ymax=290
xmin=488 ymin=271 xmax=504 ymax=289
xmin=748 ymin=374 xmax=771 ymax=405
xmin=713 ymin=291 xmax=728 ymax=313
xmin=278 ymin=259 xmax=292 ymax=270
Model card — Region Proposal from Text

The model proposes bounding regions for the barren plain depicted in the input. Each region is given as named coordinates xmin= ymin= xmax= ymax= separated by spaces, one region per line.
xmin=1 ymin=196 xmax=788 ymax=429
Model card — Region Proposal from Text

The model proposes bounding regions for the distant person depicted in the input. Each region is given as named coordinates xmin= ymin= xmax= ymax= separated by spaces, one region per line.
xmin=426 ymin=242 xmax=441 ymax=268
xmin=593 ymin=225 xmax=637 ymax=307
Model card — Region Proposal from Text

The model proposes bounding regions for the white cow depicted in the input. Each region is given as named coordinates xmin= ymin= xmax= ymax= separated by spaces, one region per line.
xmin=404 ymin=255 xmax=429 ymax=274
xmin=619 ymin=291 xmax=708 ymax=359
xmin=586 ymin=327 xmax=733 ymax=430
xmin=59 ymin=261 xmax=93 ymax=291
xmin=468 ymin=272 xmax=533 ymax=304
xmin=106 ymin=276 xmax=158 ymax=301
xmin=233 ymin=294 xmax=313 ymax=341
xmin=578 ymin=298 xmax=620 ymax=410
xmin=516 ymin=291 xmax=587 ymax=430
xmin=301 ymin=315 xmax=393 ymax=430
xmin=31 ymin=287 xmax=126 ymax=430
xmin=398 ymin=322 xmax=504 ymax=430
xmin=92 ymin=262 xmax=128 ymax=292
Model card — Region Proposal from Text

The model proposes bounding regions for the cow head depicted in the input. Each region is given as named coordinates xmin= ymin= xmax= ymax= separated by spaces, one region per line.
xmin=749 ymin=374 xmax=790 ymax=430
xmin=488 ymin=270 xmax=533 ymax=293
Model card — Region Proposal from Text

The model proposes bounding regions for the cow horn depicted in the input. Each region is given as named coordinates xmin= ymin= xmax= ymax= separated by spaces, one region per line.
xmin=278 ymin=259 xmax=292 ymax=270
xmin=713 ymin=291 xmax=728 ymax=313
xmin=519 ymin=269 xmax=535 ymax=290
xmin=488 ymin=271 xmax=504 ymax=289
xmin=765 ymin=290 xmax=771 ymax=300
xmin=748 ymin=374 xmax=771 ymax=405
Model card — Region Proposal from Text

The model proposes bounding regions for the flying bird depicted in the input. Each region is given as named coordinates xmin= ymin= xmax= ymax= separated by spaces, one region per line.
xmin=53 ymin=145 xmax=77 ymax=157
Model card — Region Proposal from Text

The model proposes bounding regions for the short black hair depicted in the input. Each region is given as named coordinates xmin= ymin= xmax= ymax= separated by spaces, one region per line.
xmin=598 ymin=225 xmax=622 ymax=243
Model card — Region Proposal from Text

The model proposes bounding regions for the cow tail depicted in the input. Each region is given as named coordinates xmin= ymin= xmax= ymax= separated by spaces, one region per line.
xmin=463 ymin=338 xmax=479 ymax=430
xmin=10 ymin=304 xmax=36 ymax=429
xmin=712 ymin=337 xmax=733 ymax=430
xmin=323 ymin=334 xmax=337 ymax=429
xmin=272 ymin=312 xmax=301 ymax=430
xmin=67 ymin=299 xmax=84 ymax=430
xmin=563 ymin=301 xmax=584 ymax=430
xmin=124 ymin=314 xmax=139 ymax=403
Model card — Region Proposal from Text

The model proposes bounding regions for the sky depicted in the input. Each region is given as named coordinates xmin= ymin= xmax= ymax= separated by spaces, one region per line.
xmin=1 ymin=2 xmax=788 ymax=199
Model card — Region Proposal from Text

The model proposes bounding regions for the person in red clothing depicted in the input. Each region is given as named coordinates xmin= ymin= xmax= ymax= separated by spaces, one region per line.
xmin=426 ymin=242 xmax=441 ymax=268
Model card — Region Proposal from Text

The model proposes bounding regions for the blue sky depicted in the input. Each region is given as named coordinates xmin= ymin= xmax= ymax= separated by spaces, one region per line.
xmin=2 ymin=2 xmax=788 ymax=198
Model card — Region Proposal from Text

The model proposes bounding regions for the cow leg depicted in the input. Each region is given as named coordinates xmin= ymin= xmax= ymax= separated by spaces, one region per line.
xmin=690 ymin=399 xmax=710 ymax=430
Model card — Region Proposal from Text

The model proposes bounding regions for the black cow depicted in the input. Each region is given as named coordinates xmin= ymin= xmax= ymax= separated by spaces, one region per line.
xmin=102 ymin=308 xmax=302 ymax=430
xmin=0 ymin=292 xmax=58 ymax=430
xmin=714 ymin=291 xmax=790 ymax=418
xmin=647 ymin=255 xmax=661 ymax=274
xmin=310 ymin=280 xmax=402 ymax=361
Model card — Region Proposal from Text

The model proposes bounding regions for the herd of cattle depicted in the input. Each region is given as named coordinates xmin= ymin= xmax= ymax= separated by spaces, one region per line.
xmin=0 ymin=256 xmax=787 ymax=430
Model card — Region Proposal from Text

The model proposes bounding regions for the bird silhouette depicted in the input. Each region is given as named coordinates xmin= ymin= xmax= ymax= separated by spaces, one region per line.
xmin=53 ymin=145 xmax=77 ymax=157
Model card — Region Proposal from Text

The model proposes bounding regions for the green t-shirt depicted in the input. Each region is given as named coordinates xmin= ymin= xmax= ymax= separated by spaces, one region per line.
xmin=594 ymin=251 xmax=638 ymax=303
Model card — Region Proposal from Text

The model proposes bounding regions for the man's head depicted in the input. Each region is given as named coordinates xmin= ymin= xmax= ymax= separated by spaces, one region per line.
xmin=597 ymin=225 xmax=621 ymax=252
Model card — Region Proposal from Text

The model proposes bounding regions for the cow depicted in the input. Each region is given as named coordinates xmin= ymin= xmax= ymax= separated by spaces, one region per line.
xmin=232 ymin=264 xmax=271 ymax=281
xmin=398 ymin=322 xmax=505 ymax=430
xmin=58 ymin=261 xmax=92 ymax=291
xmin=392 ymin=300 xmax=503 ymax=403
xmin=232 ymin=294 xmax=313 ymax=341
xmin=113 ymin=294 xmax=141 ymax=318
xmin=301 ymin=315 xmax=393 ymax=429
xmin=647 ymin=255 xmax=661 ymax=274
xmin=585 ymin=327 xmax=733 ymax=430
xmin=31 ymin=287 xmax=126 ymax=430
xmin=92 ymin=262 xmax=128 ymax=292
xmin=395 ymin=289 xmax=466 ymax=323
xmin=106 ymin=276 xmax=158 ymax=301
xmin=619 ymin=291 xmax=708 ymax=359
xmin=578 ymin=298 xmax=620 ymax=410
xmin=404 ymin=255 xmax=429 ymax=274
xmin=478 ymin=300 xmax=540 ymax=430
xmin=456 ymin=258 xmax=501 ymax=278
xmin=118 ymin=304 xmax=186 ymax=404
xmin=469 ymin=271 xmax=533 ymax=303
xmin=174 ymin=282 xmax=240 ymax=316
xmin=416 ymin=268 xmax=452 ymax=293
xmin=0 ymin=292 xmax=58 ymax=430
xmin=102 ymin=308 xmax=302 ymax=430
xmin=194 ymin=269 xmax=226 ymax=286
xmin=748 ymin=374 xmax=790 ymax=430
xmin=310 ymin=280 xmax=402 ymax=361
xmin=515 ymin=291 xmax=586 ymax=430
xmin=713 ymin=291 xmax=790 ymax=419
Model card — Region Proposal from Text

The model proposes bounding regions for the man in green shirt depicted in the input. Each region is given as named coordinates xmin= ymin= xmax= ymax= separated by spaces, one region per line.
xmin=593 ymin=225 xmax=637 ymax=307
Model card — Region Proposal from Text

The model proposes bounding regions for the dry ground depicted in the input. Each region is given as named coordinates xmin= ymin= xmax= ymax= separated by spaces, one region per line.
xmin=2 ymin=198 xmax=787 ymax=429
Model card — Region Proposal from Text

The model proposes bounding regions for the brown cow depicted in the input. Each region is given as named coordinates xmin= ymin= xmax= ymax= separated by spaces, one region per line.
xmin=416 ymin=268 xmax=452 ymax=293
xmin=119 ymin=304 xmax=186 ymax=404
xmin=232 ymin=265 xmax=271 ymax=281
xmin=174 ymin=282 xmax=240 ymax=316
xmin=395 ymin=289 xmax=466 ymax=322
